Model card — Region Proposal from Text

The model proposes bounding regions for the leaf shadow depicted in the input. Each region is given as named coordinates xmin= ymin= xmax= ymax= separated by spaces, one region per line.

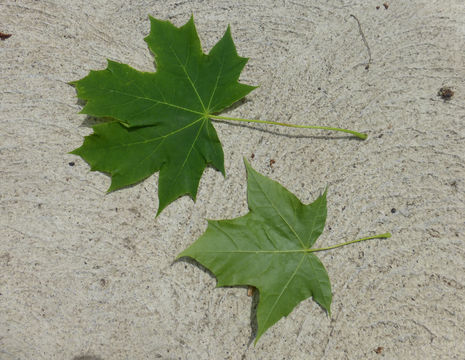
xmin=173 ymin=256 xmax=217 ymax=282
xmin=211 ymin=119 xmax=364 ymax=141
xmin=174 ymin=256 xmax=259 ymax=345
xmin=73 ymin=98 xmax=115 ymax=127
xmin=248 ymin=289 xmax=259 ymax=345
xmin=221 ymin=97 xmax=253 ymax=112
xmin=78 ymin=114 xmax=113 ymax=128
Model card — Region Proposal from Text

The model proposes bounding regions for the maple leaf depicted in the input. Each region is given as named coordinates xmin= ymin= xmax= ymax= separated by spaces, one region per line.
xmin=71 ymin=16 xmax=256 ymax=214
xmin=179 ymin=160 xmax=390 ymax=343
xmin=178 ymin=159 xmax=332 ymax=343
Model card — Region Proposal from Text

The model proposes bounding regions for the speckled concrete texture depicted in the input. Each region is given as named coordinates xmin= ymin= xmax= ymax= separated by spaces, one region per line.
xmin=1 ymin=1 xmax=464 ymax=359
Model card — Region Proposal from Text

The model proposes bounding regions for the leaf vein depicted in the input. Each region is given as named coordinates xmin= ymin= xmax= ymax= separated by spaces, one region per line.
xmin=207 ymin=54 xmax=224 ymax=111
xmin=171 ymin=118 xmax=206 ymax=184
xmin=105 ymin=87 xmax=204 ymax=116
xmin=167 ymin=43 xmax=206 ymax=112
xmin=100 ymin=116 xmax=205 ymax=151
xmin=252 ymin=172 xmax=306 ymax=248
xmin=262 ymin=254 xmax=306 ymax=329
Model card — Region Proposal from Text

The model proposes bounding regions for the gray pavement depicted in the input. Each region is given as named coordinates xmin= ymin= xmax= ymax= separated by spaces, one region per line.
xmin=1 ymin=1 xmax=464 ymax=359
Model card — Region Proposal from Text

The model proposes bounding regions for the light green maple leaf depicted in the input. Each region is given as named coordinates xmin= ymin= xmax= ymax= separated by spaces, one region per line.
xmin=179 ymin=160 xmax=331 ymax=343
xmin=71 ymin=16 xmax=256 ymax=215
xmin=179 ymin=160 xmax=391 ymax=343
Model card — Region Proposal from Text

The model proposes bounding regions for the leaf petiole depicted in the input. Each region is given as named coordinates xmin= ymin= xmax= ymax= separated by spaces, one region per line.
xmin=308 ymin=233 xmax=391 ymax=253
xmin=209 ymin=114 xmax=368 ymax=140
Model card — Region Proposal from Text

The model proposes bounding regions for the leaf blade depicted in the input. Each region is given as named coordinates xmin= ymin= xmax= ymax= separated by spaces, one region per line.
xmin=72 ymin=17 xmax=255 ymax=214
xmin=179 ymin=160 xmax=332 ymax=342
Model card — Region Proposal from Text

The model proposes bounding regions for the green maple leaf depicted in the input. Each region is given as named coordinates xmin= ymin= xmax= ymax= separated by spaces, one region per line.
xmin=179 ymin=160 xmax=390 ymax=343
xmin=71 ymin=16 xmax=256 ymax=214
xmin=179 ymin=159 xmax=331 ymax=343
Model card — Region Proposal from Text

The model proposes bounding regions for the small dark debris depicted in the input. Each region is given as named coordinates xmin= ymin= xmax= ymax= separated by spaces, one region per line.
xmin=391 ymin=208 xmax=396 ymax=214
xmin=68 ymin=161 xmax=75 ymax=166
xmin=317 ymin=87 xmax=321 ymax=90
xmin=375 ymin=346 xmax=384 ymax=354
xmin=0 ymin=32 xmax=12 ymax=40
xmin=438 ymin=86 xmax=454 ymax=100
xmin=383 ymin=3 xmax=389 ymax=9
xmin=100 ymin=278 xmax=107 ymax=287
xmin=269 ymin=159 xmax=276 ymax=167
xmin=376 ymin=5 xmax=380 ymax=9
xmin=251 ymin=153 xmax=255 ymax=159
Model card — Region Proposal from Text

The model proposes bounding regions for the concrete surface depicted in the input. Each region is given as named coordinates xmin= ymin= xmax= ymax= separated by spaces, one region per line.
xmin=1 ymin=1 xmax=465 ymax=359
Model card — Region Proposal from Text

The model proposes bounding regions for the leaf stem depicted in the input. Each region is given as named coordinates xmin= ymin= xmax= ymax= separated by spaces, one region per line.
xmin=308 ymin=233 xmax=391 ymax=253
xmin=209 ymin=114 xmax=368 ymax=140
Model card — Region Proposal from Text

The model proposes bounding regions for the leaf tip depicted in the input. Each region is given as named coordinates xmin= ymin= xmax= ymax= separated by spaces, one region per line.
xmin=155 ymin=205 xmax=165 ymax=217
xmin=243 ymin=157 xmax=256 ymax=176
xmin=184 ymin=14 xmax=197 ymax=33
xmin=253 ymin=331 xmax=264 ymax=346
xmin=105 ymin=59 xmax=120 ymax=70
xmin=68 ymin=148 xmax=79 ymax=156
xmin=175 ymin=251 xmax=187 ymax=261
xmin=107 ymin=178 xmax=126 ymax=193
xmin=243 ymin=157 xmax=259 ymax=181
xmin=225 ymin=24 xmax=232 ymax=36
xmin=243 ymin=156 xmax=251 ymax=168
